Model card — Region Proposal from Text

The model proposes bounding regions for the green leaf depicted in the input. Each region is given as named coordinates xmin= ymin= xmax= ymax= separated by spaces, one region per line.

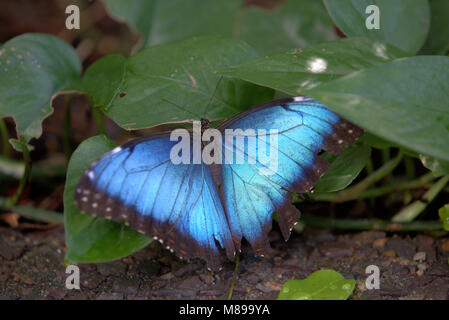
xmin=80 ymin=37 xmax=274 ymax=130
xmin=277 ymin=269 xmax=355 ymax=300
xmin=219 ymin=37 xmax=406 ymax=94
xmin=419 ymin=0 xmax=449 ymax=55
xmin=420 ymin=155 xmax=449 ymax=177
xmin=359 ymin=132 xmax=396 ymax=150
xmin=323 ymin=0 xmax=430 ymax=54
xmin=237 ymin=0 xmax=338 ymax=55
xmin=78 ymin=54 xmax=127 ymax=107
xmin=305 ymin=56 xmax=449 ymax=162
xmin=315 ymin=143 xmax=371 ymax=193
xmin=438 ymin=204 xmax=449 ymax=231
xmin=103 ymin=0 xmax=242 ymax=48
xmin=0 ymin=33 xmax=81 ymax=144
xmin=64 ymin=135 xmax=151 ymax=263
xmin=102 ymin=0 xmax=338 ymax=55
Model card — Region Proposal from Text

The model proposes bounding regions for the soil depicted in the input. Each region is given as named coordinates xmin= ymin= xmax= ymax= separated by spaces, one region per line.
xmin=1 ymin=225 xmax=448 ymax=300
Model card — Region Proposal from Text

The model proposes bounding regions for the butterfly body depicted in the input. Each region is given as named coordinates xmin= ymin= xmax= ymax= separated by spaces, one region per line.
xmin=75 ymin=97 xmax=362 ymax=270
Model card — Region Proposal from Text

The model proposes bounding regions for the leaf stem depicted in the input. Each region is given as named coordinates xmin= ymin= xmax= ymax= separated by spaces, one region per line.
xmin=92 ymin=107 xmax=106 ymax=135
xmin=349 ymin=172 xmax=434 ymax=200
xmin=0 ymin=156 xmax=66 ymax=180
xmin=0 ymin=119 xmax=10 ymax=158
xmin=227 ymin=250 xmax=240 ymax=300
xmin=404 ymin=156 xmax=416 ymax=180
xmin=0 ymin=197 xmax=63 ymax=223
xmin=312 ymin=151 xmax=404 ymax=202
xmin=382 ymin=148 xmax=392 ymax=184
xmin=301 ymin=214 xmax=443 ymax=232
xmin=63 ymin=95 xmax=73 ymax=162
xmin=391 ymin=175 xmax=449 ymax=223
xmin=5 ymin=141 xmax=31 ymax=208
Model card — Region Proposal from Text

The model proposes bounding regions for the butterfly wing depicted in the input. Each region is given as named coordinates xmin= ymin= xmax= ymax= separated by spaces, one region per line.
xmin=216 ymin=97 xmax=363 ymax=254
xmin=75 ymin=134 xmax=235 ymax=270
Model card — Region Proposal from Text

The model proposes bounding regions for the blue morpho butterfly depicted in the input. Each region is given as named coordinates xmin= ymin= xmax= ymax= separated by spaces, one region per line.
xmin=75 ymin=96 xmax=362 ymax=270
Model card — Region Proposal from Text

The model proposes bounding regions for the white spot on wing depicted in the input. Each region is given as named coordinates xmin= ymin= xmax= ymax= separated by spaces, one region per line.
xmin=88 ymin=171 xmax=95 ymax=180
xmin=293 ymin=96 xmax=306 ymax=102
xmin=111 ymin=146 xmax=122 ymax=154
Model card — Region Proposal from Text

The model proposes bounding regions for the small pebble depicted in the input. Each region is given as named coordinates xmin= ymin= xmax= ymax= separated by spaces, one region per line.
xmin=199 ymin=274 xmax=214 ymax=285
xmin=440 ymin=240 xmax=449 ymax=252
xmin=319 ymin=242 xmax=354 ymax=257
xmin=373 ymin=238 xmax=387 ymax=248
xmin=413 ymin=251 xmax=426 ymax=262
xmin=159 ymin=272 xmax=174 ymax=280
xmin=382 ymin=250 xmax=396 ymax=257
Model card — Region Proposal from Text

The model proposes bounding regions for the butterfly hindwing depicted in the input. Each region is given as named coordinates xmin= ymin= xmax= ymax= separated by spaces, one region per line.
xmin=75 ymin=134 xmax=235 ymax=270
xmin=216 ymin=97 xmax=362 ymax=254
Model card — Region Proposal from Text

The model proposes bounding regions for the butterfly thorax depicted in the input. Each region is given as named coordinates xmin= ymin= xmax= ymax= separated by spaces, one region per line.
xmin=200 ymin=118 xmax=210 ymax=133
xmin=200 ymin=118 xmax=211 ymax=150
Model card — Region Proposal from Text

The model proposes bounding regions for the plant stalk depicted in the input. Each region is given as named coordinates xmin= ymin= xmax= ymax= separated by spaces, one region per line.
xmin=0 ymin=119 xmax=10 ymax=158
xmin=391 ymin=175 xmax=449 ymax=223
xmin=311 ymin=151 xmax=404 ymax=203
xmin=227 ymin=250 xmax=240 ymax=300
xmin=301 ymin=214 xmax=443 ymax=232
xmin=5 ymin=142 xmax=31 ymax=208
xmin=0 ymin=197 xmax=63 ymax=223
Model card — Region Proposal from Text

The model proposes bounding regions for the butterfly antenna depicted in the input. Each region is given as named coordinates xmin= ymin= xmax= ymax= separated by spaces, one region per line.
xmin=162 ymin=98 xmax=202 ymax=119
xmin=202 ymin=76 xmax=223 ymax=118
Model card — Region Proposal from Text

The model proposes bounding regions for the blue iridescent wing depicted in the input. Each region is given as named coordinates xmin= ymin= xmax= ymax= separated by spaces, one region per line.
xmin=75 ymin=134 xmax=235 ymax=270
xmin=216 ymin=97 xmax=363 ymax=254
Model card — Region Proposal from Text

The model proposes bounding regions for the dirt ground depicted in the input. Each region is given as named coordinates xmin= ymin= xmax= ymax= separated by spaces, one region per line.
xmin=1 ymin=225 xmax=449 ymax=300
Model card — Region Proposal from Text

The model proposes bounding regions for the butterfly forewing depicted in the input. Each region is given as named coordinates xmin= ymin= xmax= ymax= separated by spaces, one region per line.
xmin=75 ymin=134 xmax=235 ymax=271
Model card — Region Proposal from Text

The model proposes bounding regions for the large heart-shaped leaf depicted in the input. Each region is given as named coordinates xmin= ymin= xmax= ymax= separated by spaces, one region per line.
xmin=219 ymin=37 xmax=407 ymax=94
xmin=305 ymin=56 xmax=449 ymax=162
xmin=64 ymin=135 xmax=151 ymax=263
xmin=103 ymin=0 xmax=241 ymax=48
xmin=323 ymin=0 xmax=430 ymax=54
xmin=277 ymin=269 xmax=356 ymax=300
xmin=0 ymin=33 xmax=81 ymax=144
xmin=102 ymin=0 xmax=338 ymax=55
xmin=236 ymin=0 xmax=338 ymax=55
xmin=420 ymin=0 xmax=449 ymax=55
xmin=79 ymin=37 xmax=274 ymax=130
